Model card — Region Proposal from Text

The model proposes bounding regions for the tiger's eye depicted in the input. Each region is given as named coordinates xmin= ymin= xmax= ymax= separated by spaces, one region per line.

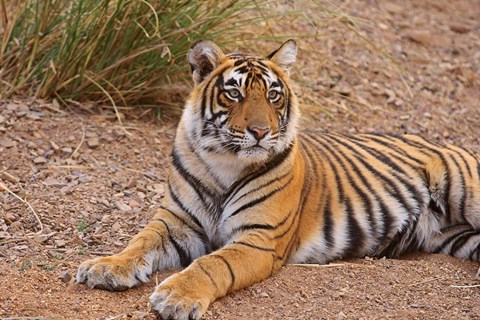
xmin=268 ymin=90 xmax=279 ymax=100
xmin=226 ymin=89 xmax=240 ymax=99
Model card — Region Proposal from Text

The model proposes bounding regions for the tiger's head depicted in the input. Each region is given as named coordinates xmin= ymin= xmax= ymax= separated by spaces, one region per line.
xmin=183 ymin=40 xmax=299 ymax=165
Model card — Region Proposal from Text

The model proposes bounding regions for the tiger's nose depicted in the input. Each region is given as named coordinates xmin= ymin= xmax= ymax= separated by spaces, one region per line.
xmin=247 ymin=126 xmax=270 ymax=141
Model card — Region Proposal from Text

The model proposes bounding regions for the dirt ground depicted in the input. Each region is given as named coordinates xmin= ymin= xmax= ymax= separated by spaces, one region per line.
xmin=1 ymin=0 xmax=480 ymax=319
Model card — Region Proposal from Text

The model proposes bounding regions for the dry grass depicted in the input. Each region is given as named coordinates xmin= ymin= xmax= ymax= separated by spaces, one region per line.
xmin=0 ymin=0 xmax=280 ymax=107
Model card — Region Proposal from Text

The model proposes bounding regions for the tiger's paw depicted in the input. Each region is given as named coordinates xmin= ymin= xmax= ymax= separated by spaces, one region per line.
xmin=150 ymin=273 xmax=211 ymax=320
xmin=76 ymin=254 xmax=152 ymax=291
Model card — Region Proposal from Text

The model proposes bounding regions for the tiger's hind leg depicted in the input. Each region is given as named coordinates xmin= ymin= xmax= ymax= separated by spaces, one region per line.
xmin=420 ymin=151 xmax=480 ymax=277
xmin=424 ymin=224 xmax=480 ymax=277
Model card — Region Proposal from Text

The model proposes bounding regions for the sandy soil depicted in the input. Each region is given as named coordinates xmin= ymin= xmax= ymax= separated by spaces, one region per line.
xmin=1 ymin=0 xmax=480 ymax=319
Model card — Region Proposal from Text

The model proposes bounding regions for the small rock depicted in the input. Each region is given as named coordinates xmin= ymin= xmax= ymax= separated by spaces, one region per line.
xmin=54 ymin=239 xmax=66 ymax=247
xmin=378 ymin=22 xmax=389 ymax=30
xmin=61 ymin=147 xmax=73 ymax=154
xmin=5 ymin=212 xmax=17 ymax=222
xmin=115 ymin=200 xmax=131 ymax=212
xmin=60 ymin=181 xmax=78 ymax=194
xmin=449 ymin=22 xmax=471 ymax=34
xmin=394 ymin=99 xmax=404 ymax=108
xmin=86 ymin=137 xmax=100 ymax=148
xmin=0 ymin=138 xmax=17 ymax=148
xmin=0 ymin=115 xmax=6 ymax=124
xmin=50 ymin=140 xmax=60 ymax=151
xmin=126 ymin=178 xmax=137 ymax=189
xmin=334 ymin=82 xmax=352 ymax=96
xmin=99 ymin=198 xmax=110 ymax=207
xmin=258 ymin=292 xmax=269 ymax=298
xmin=0 ymin=231 xmax=10 ymax=239
xmin=399 ymin=114 xmax=410 ymax=120
xmin=111 ymin=221 xmax=122 ymax=232
xmin=384 ymin=2 xmax=402 ymax=14
xmin=423 ymin=112 xmax=432 ymax=119
xmin=58 ymin=272 xmax=72 ymax=283
xmin=43 ymin=177 xmax=64 ymax=187
xmin=33 ymin=156 xmax=48 ymax=164
xmin=406 ymin=30 xmax=431 ymax=44
xmin=33 ymin=234 xmax=49 ymax=244
xmin=337 ymin=311 xmax=347 ymax=320
xmin=1 ymin=172 xmax=20 ymax=183
xmin=129 ymin=199 xmax=141 ymax=208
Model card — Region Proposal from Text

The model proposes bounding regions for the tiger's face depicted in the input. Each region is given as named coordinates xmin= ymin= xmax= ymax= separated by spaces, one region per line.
xmin=185 ymin=40 xmax=299 ymax=165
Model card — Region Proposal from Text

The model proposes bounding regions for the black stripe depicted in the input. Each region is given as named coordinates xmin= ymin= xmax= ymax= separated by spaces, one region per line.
xmin=212 ymin=255 xmax=235 ymax=292
xmin=302 ymin=134 xmax=344 ymax=202
xmin=448 ymin=154 xmax=467 ymax=220
xmin=234 ymin=241 xmax=275 ymax=252
xmin=224 ymin=144 xmax=294 ymax=205
xmin=433 ymin=226 xmax=473 ymax=254
xmin=165 ymin=188 xmax=207 ymax=241
xmin=349 ymin=134 xmax=424 ymax=165
xmin=227 ymin=171 xmax=291 ymax=207
xmin=398 ymin=136 xmax=452 ymax=222
xmin=450 ymin=230 xmax=480 ymax=256
xmin=227 ymin=176 xmax=294 ymax=219
xmin=299 ymin=136 xmax=334 ymax=249
xmin=325 ymin=134 xmax=420 ymax=215
xmin=171 ymin=147 xmax=217 ymax=206
xmin=154 ymin=218 xmax=191 ymax=267
xmin=144 ymin=227 xmax=167 ymax=253
xmin=448 ymin=146 xmax=474 ymax=178
xmin=323 ymin=194 xmax=335 ymax=249
xmin=344 ymin=198 xmax=365 ymax=257
xmin=198 ymin=261 xmax=219 ymax=291
xmin=329 ymin=134 xmax=426 ymax=217
xmin=311 ymin=134 xmax=377 ymax=237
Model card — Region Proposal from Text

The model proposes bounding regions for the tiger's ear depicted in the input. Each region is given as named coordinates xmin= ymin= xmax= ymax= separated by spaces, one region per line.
xmin=188 ymin=40 xmax=225 ymax=86
xmin=267 ymin=39 xmax=297 ymax=72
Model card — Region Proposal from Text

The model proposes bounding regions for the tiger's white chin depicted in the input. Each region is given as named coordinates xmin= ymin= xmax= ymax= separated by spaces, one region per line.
xmin=237 ymin=147 xmax=272 ymax=164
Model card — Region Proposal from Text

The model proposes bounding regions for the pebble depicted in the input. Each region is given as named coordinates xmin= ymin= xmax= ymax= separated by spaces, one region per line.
xmin=1 ymin=172 xmax=20 ymax=183
xmin=58 ymin=272 xmax=72 ymax=283
xmin=111 ymin=221 xmax=122 ymax=232
xmin=0 ymin=138 xmax=17 ymax=148
xmin=33 ymin=234 xmax=49 ymax=244
xmin=33 ymin=156 xmax=48 ymax=164
xmin=5 ymin=213 xmax=17 ymax=222
xmin=399 ymin=115 xmax=410 ymax=120
xmin=115 ymin=200 xmax=132 ymax=212
xmin=126 ymin=178 xmax=137 ymax=189
xmin=128 ymin=199 xmax=141 ymax=208
xmin=384 ymin=2 xmax=402 ymax=14
xmin=449 ymin=22 xmax=471 ymax=34
xmin=54 ymin=239 xmax=66 ymax=247
xmin=0 ymin=115 xmax=5 ymax=124
xmin=61 ymin=147 xmax=73 ymax=154
xmin=406 ymin=30 xmax=431 ymax=45
xmin=86 ymin=137 xmax=100 ymax=148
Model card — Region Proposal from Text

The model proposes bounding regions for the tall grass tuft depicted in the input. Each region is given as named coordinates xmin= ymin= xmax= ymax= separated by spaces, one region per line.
xmin=0 ymin=0 xmax=271 ymax=107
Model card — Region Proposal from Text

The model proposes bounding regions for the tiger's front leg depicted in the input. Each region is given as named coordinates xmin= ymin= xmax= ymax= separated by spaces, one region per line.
xmin=150 ymin=230 xmax=286 ymax=320
xmin=76 ymin=209 xmax=207 ymax=291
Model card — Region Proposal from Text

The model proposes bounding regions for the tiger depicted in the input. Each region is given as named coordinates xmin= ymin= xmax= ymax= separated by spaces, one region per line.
xmin=77 ymin=39 xmax=480 ymax=320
